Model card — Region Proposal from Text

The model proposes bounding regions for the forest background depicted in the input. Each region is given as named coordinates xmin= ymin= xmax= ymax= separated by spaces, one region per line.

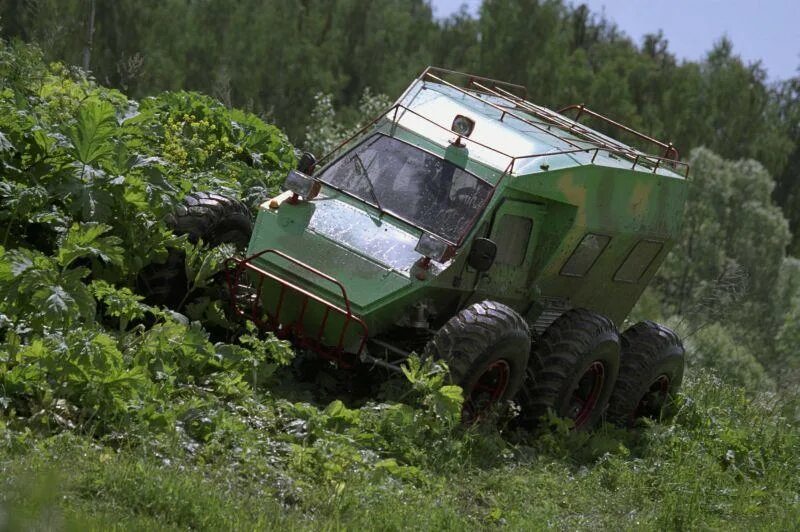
xmin=1 ymin=0 xmax=799 ymax=528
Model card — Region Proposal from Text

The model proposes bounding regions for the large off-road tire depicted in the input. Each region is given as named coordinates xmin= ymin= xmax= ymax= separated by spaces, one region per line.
xmin=606 ymin=321 xmax=685 ymax=427
xmin=516 ymin=308 xmax=620 ymax=431
xmin=167 ymin=192 xmax=252 ymax=249
xmin=137 ymin=192 xmax=252 ymax=308
xmin=424 ymin=301 xmax=530 ymax=421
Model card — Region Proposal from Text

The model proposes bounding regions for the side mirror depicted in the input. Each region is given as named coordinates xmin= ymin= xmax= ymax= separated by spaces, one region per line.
xmin=468 ymin=238 xmax=497 ymax=272
xmin=298 ymin=152 xmax=317 ymax=174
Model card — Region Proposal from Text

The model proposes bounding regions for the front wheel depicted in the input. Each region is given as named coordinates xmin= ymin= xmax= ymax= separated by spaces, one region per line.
xmin=516 ymin=308 xmax=620 ymax=431
xmin=137 ymin=192 xmax=252 ymax=308
xmin=424 ymin=301 xmax=530 ymax=422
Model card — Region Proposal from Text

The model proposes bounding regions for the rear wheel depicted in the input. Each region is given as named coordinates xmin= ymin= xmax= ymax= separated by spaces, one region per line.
xmin=424 ymin=301 xmax=530 ymax=422
xmin=137 ymin=192 xmax=252 ymax=308
xmin=516 ymin=308 xmax=620 ymax=431
xmin=606 ymin=321 xmax=685 ymax=426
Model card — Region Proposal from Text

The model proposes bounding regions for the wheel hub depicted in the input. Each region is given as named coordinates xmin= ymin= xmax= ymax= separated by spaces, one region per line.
xmin=634 ymin=374 xmax=671 ymax=419
xmin=568 ymin=361 xmax=605 ymax=429
xmin=463 ymin=359 xmax=511 ymax=422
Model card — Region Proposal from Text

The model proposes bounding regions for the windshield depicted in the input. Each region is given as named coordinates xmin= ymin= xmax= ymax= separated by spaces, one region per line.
xmin=317 ymin=134 xmax=492 ymax=243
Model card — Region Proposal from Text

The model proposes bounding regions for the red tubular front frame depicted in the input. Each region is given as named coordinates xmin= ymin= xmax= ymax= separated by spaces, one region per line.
xmin=225 ymin=249 xmax=368 ymax=367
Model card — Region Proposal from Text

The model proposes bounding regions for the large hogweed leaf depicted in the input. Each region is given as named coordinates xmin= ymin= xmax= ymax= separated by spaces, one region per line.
xmin=171 ymin=240 xmax=235 ymax=310
xmin=214 ymin=321 xmax=295 ymax=391
xmin=130 ymin=318 xmax=218 ymax=381
xmin=0 ymin=131 xmax=13 ymax=152
xmin=66 ymin=99 xmax=118 ymax=166
xmin=3 ymin=327 xmax=149 ymax=425
xmin=0 ymin=181 xmax=50 ymax=224
xmin=184 ymin=240 xmax=234 ymax=291
xmin=90 ymin=280 xmax=149 ymax=331
xmin=57 ymin=222 xmax=124 ymax=269
xmin=0 ymin=247 xmax=95 ymax=331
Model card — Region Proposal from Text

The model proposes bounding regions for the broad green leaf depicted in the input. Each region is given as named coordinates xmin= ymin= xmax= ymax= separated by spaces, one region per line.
xmin=40 ymin=285 xmax=74 ymax=325
xmin=432 ymin=385 xmax=463 ymax=421
xmin=67 ymin=99 xmax=118 ymax=166
xmin=438 ymin=385 xmax=464 ymax=403
xmin=8 ymin=251 xmax=34 ymax=277
xmin=0 ymin=246 xmax=12 ymax=282
xmin=0 ymin=131 xmax=13 ymax=152
xmin=184 ymin=242 xmax=234 ymax=291
xmin=61 ymin=267 xmax=96 ymax=321
xmin=57 ymin=222 xmax=124 ymax=269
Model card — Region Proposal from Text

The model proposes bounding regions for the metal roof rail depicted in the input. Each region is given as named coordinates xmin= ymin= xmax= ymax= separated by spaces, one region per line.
xmin=464 ymin=80 xmax=683 ymax=172
xmin=485 ymin=84 xmax=638 ymax=155
xmin=421 ymin=66 xmax=528 ymax=98
xmin=421 ymin=71 xmax=584 ymax=150
xmin=315 ymin=67 xmax=690 ymax=179
xmin=558 ymin=104 xmax=679 ymax=160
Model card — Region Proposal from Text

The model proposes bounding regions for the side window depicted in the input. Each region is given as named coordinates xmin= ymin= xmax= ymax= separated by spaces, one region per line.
xmin=560 ymin=233 xmax=611 ymax=277
xmin=614 ymin=240 xmax=664 ymax=282
xmin=495 ymin=215 xmax=532 ymax=266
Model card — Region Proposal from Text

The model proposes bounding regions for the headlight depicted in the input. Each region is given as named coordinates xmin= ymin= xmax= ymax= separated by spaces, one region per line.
xmin=415 ymin=232 xmax=452 ymax=263
xmin=282 ymin=169 xmax=321 ymax=200
xmin=451 ymin=115 xmax=475 ymax=137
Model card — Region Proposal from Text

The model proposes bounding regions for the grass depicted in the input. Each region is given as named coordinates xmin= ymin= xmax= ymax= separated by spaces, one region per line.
xmin=2 ymin=371 xmax=799 ymax=531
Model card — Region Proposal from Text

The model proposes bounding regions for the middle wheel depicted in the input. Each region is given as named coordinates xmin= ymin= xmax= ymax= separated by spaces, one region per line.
xmin=424 ymin=300 xmax=531 ymax=421
xmin=516 ymin=308 xmax=620 ymax=431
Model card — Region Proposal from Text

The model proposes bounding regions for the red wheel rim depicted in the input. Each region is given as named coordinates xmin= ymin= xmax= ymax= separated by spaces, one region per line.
xmin=568 ymin=361 xmax=605 ymax=429
xmin=633 ymin=374 xmax=671 ymax=420
xmin=463 ymin=359 xmax=510 ymax=422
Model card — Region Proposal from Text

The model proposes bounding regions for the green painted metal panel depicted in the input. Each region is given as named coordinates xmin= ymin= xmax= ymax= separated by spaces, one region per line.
xmin=476 ymin=200 xmax=546 ymax=304
xmin=247 ymin=195 xmax=416 ymax=314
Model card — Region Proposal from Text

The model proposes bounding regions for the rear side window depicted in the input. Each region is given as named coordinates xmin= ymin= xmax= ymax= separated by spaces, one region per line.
xmin=495 ymin=215 xmax=532 ymax=266
xmin=560 ymin=233 xmax=610 ymax=277
xmin=614 ymin=240 xmax=664 ymax=282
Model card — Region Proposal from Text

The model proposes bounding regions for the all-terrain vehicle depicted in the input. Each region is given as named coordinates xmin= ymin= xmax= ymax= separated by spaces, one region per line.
xmin=160 ymin=67 xmax=690 ymax=429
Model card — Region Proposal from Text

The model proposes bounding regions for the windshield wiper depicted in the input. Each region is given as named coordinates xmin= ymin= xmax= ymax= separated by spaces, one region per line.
xmin=352 ymin=153 xmax=383 ymax=213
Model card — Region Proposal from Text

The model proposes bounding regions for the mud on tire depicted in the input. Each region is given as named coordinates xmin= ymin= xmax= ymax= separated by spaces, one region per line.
xmin=137 ymin=192 xmax=252 ymax=308
xmin=606 ymin=321 xmax=685 ymax=426
xmin=424 ymin=300 xmax=530 ymax=421
xmin=516 ymin=308 xmax=620 ymax=431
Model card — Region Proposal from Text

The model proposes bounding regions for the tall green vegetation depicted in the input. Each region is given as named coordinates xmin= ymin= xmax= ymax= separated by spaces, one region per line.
xmin=0 ymin=38 xmax=298 ymax=435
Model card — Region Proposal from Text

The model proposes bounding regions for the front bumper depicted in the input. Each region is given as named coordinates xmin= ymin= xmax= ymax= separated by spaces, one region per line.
xmin=225 ymin=248 xmax=369 ymax=367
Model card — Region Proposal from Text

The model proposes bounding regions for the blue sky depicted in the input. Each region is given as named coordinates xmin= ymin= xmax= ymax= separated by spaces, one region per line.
xmin=430 ymin=0 xmax=799 ymax=82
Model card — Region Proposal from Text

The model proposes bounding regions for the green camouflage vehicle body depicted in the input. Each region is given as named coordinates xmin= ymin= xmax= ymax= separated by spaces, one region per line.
xmin=226 ymin=67 xmax=688 ymax=424
xmin=234 ymin=68 xmax=686 ymax=345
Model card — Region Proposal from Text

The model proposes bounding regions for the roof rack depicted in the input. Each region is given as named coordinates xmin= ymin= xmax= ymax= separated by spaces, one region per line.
xmin=481 ymin=84 xmax=639 ymax=155
xmin=316 ymin=66 xmax=689 ymax=179
xmin=422 ymin=71 xmax=585 ymax=151
xmin=415 ymin=66 xmax=683 ymax=167
xmin=558 ymin=104 xmax=679 ymax=160
xmin=421 ymin=66 xmax=528 ymax=98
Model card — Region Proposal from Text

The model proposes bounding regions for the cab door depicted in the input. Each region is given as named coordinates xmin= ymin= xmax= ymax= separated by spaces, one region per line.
xmin=476 ymin=200 xmax=546 ymax=303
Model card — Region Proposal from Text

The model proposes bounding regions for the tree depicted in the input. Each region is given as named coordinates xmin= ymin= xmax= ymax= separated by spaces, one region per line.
xmin=773 ymin=73 xmax=800 ymax=254
xmin=656 ymin=148 xmax=792 ymax=360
